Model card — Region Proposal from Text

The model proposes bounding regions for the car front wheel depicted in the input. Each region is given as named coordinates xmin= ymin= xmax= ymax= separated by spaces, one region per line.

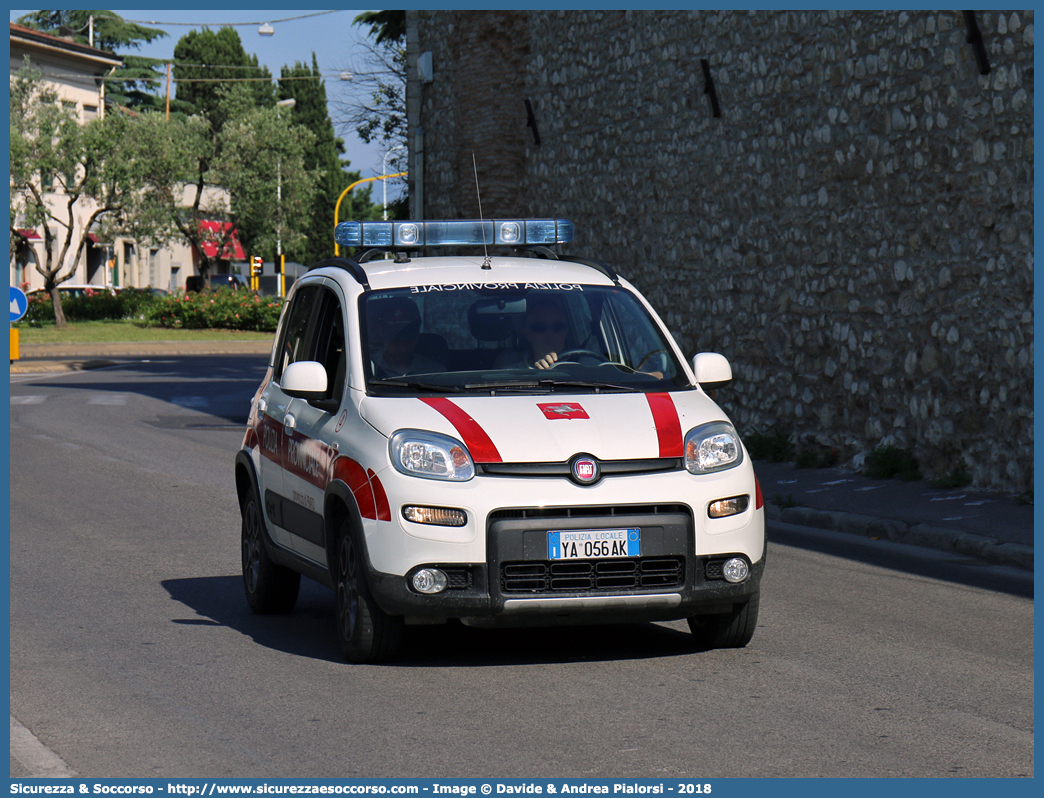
xmin=688 ymin=593 xmax=759 ymax=650
xmin=334 ymin=521 xmax=403 ymax=663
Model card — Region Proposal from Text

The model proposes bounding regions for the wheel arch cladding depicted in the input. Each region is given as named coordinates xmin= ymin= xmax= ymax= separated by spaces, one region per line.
xmin=234 ymin=451 xmax=258 ymax=508
xmin=324 ymin=484 xmax=364 ymax=576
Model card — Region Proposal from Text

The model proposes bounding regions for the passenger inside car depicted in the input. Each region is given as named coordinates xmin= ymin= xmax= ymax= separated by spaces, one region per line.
xmin=370 ymin=296 xmax=445 ymax=378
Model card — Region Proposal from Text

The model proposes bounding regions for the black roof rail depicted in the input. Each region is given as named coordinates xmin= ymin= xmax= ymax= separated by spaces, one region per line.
xmin=308 ymin=257 xmax=370 ymax=289
xmin=519 ymin=246 xmax=620 ymax=284
xmin=517 ymin=245 xmax=559 ymax=260
xmin=351 ymin=247 xmax=415 ymax=264
xmin=560 ymin=255 xmax=621 ymax=285
xmin=357 ymin=248 xmax=390 ymax=263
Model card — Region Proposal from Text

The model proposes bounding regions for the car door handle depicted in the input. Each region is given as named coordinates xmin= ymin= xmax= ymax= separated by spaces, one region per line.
xmin=283 ymin=413 xmax=296 ymax=434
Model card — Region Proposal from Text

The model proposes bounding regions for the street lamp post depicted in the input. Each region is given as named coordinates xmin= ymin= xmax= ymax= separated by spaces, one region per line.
xmin=275 ymin=98 xmax=296 ymax=296
xmin=382 ymin=145 xmax=406 ymax=221
xmin=332 ymin=173 xmax=407 ymax=258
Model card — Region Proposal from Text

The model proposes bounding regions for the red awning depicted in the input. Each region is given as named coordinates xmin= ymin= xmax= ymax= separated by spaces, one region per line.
xmin=16 ymin=228 xmax=41 ymax=240
xmin=87 ymin=233 xmax=100 ymax=244
xmin=197 ymin=221 xmax=246 ymax=260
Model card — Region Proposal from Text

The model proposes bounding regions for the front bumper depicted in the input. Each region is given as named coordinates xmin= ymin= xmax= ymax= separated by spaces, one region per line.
xmin=364 ymin=502 xmax=764 ymax=627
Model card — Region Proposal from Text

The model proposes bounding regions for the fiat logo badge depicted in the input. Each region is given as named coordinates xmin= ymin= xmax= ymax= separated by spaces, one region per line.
xmin=570 ymin=454 xmax=600 ymax=485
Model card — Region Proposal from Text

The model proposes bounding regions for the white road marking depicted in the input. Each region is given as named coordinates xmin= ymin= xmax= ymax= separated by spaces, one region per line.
xmin=10 ymin=396 xmax=46 ymax=405
xmin=88 ymin=394 xmax=128 ymax=405
xmin=10 ymin=713 xmax=76 ymax=777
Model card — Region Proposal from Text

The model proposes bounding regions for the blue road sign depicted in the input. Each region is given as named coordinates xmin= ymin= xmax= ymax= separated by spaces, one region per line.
xmin=10 ymin=286 xmax=28 ymax=322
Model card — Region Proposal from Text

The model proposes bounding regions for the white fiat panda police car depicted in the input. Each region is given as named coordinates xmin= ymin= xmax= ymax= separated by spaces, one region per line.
xmin=235 ymin=219 xmax=765 ymax=663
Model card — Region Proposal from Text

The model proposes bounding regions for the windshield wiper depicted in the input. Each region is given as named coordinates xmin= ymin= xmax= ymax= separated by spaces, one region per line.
xmin=369 ymin=378 xmax=461 ymax=392
xmin=462 ymin=378 xmax=635 ymax=394
xmin=535 ymin=378 xmax=634 ymax=393
xmin=462 ymin=380 xmax=549 ymax=394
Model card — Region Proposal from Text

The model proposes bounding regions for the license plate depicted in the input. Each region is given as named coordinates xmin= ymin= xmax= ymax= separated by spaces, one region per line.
xmin=547 ymin=528 xmax=641 ymax=560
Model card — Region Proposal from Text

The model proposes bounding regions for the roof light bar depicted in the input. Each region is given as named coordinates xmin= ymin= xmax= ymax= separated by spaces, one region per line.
xmin=334 ymin=219 xmax=574 ymax=249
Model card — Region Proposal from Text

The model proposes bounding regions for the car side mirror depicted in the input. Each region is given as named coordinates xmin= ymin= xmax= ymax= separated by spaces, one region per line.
xmin=281 ymin=360 xmax=328 ymax=401
xmin=692 ymin=352 xmax=733 ymax=390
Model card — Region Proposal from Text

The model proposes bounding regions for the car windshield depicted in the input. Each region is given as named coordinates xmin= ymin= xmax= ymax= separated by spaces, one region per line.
xmin=360 ymin=284 xmax=689 ymax=394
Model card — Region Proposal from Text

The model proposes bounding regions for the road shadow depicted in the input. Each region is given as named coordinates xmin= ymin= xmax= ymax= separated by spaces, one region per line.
xmin=18 ymin=355 xmax=269 ymax=424
xmin=769 ymin=523 xmax=1034 ymax=599
xmin=161 ymin=574 xmax=703 ymax=667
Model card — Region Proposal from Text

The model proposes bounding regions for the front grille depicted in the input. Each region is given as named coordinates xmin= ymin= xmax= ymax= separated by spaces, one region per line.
xmin=501 ymin=557 xmax=684 ymax=594
xmin=489 ymin=504 xmax=691 ymax=522
xmin=478 ymin=459 xmax=682 ymax=478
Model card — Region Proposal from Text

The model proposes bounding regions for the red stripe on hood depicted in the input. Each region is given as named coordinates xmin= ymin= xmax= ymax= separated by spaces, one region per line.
xmin=419 ymin=397 xmax=503 ymax=463
xmin=646 ymin=393 xmax=684 ymax=457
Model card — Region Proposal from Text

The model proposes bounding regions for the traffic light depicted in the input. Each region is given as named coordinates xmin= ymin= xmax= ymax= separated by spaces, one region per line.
xmin=250 ymin=256 xmax=263 ymax=290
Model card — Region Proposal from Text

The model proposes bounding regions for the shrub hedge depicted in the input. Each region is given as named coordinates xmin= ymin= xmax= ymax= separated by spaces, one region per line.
xmin=141 ymin=289 xmax=283 ymax=331
xmin=23 ymin=287 xmax=284 ymax=332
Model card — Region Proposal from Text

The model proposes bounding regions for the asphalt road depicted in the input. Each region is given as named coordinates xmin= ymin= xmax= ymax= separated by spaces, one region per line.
xmin=8 ymin=357 xmax=1035 ymax=778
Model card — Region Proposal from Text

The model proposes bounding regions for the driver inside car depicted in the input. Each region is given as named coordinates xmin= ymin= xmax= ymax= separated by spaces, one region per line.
xmin=496 ymin=296 xmax=572 ymax=370
xmin=526 ymin=297 xmax=571 ymax=370
xmin=497 ymin=295 xmax=667 ymax=378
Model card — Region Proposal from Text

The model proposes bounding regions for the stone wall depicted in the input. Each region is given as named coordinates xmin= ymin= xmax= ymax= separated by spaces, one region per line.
xmin=410 ymin=10 xmax=1034 ymax=492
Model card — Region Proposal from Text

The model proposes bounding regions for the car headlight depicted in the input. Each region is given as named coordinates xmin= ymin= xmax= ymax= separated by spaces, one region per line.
xmin=684 ymin=421 xmax=744 ymax=474
xmin=389 ymin=430 xmax=475 ymax=481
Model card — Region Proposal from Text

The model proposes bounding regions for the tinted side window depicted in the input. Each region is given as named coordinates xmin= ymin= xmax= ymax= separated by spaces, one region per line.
xmin=312 ymin=290 xmax=347 ymax=405
xmin=275 ymin=285 xmax=320 ymax=379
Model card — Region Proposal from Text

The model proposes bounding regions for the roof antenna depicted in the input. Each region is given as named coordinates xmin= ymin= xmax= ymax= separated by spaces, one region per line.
xmin=472 ymin=152 xmax=492 ymax=270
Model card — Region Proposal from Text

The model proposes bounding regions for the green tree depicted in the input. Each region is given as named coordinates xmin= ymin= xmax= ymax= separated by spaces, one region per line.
xmin=9 ymin=63 xmax=163 ymax=327
xmin=15 ymin=10 xmax=169 ymax=111
xmin=173 ymin=27 xmax=275 ymax=125
xmin=354 ymin=11 xmax=406 ymax=45
xmin=133 ymin=86 xmax=320 ymax=281
xmin=277 ymin=55 xmax=379 ymax=265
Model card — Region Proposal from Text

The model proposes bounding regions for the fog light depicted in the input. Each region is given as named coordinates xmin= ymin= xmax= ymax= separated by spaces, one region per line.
xmin=412 ymin=568 xmax=448 ymax=594
xmin=722 ymin=557 xmax=750 ymax=584
xmin=708 ymin=495 xmax=750 ymax=518
xmin=402 ymin=506 xmax=467 ymax=526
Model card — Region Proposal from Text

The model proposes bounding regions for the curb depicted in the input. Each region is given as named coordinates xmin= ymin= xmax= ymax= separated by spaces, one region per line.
xmin=10 ymin=341 xmax=273 ymax=373
xmin=10 ymin=359 xmax=118 ymax=374
xmin=767 ymin=504 xmax=1033 ymax=571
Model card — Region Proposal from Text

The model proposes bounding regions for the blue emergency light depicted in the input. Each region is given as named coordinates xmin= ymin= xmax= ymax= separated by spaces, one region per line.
xmin=334 ymin=219 xmax=574 ymax=249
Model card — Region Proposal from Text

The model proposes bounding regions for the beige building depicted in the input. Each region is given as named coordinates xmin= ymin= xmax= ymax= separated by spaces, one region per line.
xmin=10 ymin=23 xmax=246 ymax=292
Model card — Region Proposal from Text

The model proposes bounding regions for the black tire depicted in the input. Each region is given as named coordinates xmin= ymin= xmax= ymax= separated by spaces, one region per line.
xmin=241 ymin=489 xmax=300 ymax=614
xmin=688 ymin=593 xmax=759 ymax=650
xmin=334 ymin=521 xmax=403 ymax=663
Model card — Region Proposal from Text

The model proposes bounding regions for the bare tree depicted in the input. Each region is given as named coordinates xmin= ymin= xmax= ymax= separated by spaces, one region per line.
xmin=331 ymin=12 xmax=408 ymax=181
